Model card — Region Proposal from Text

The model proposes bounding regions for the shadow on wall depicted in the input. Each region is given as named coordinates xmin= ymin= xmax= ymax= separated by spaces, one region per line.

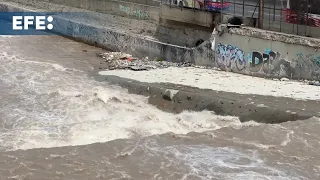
xmin=154 ymin=20 xmax=212 ymax=47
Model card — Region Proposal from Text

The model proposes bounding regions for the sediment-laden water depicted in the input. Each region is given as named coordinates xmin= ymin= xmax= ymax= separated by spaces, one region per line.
xmin=0 ymin=35 xmax=319 ymax=180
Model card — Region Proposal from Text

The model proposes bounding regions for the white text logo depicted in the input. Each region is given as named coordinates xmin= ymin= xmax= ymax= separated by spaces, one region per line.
xmin=12 ymin=16 xmax=53 ymax=30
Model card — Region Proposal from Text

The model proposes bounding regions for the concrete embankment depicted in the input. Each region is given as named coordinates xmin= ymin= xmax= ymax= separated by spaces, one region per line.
xmin=0 ymin=0 xmax=214 ymax=65
xmin=0 ymin=1 xmax=319 ymax=124
xmin=31 ymin=0 xmax=320 ymax=81
xmin=0 ymin=2 xmax=194 ymax=63
xmin=94 ymin=74 xmax=319 ymax=124
xmin=3 ymin=0 xmax=320 ymax=82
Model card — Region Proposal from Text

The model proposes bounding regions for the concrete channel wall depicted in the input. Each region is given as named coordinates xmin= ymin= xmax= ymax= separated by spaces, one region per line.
xmin=0 ymin=2 xmax=214 ymax=66
xmin=48 ymin=0 xmax=160 ymax=22
xmin=214 ymin=26 xmax=320 ymax=81
xmin=45 ymin=0 xmax=320 ymax=81
xmin=159 ymin=4 xmax=214 ymax=27
xmin=2 ymin=1 xmax=320 ymax=81
xmin=1 ymin=2 xmax=320 ymax=123
xmin=48 ymin=0 xmax=216 ymax=27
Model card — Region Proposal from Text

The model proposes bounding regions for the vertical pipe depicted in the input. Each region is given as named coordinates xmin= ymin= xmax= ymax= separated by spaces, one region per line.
xmin=242 ymin=0 xmax=245 ymax=17
xmin=258 ymin=0 xmax=264 ymax=28
xmin=221 ymin=0 xmax=224 ymax=23
xmin=291 ymin=0 xmax=294 ymax=34
xmin=306 ymin=0 xmax=309 ymax=36
xmin=273 ymin=0 xmax=276 ymax=21
xmin=280 ymin=7 xmax=282 ymax=32
xmin=234 ymin=0 xmax=236 ymax=15
xmin=221 ymin=0 xmax=224 ymax=16
xmin=297 ymin=0 xmax=300 ymax=35
xmin=309 ymin=0 xmax=312 ymax=36
xmin=269 ymin=5 xmax=271 ymax=29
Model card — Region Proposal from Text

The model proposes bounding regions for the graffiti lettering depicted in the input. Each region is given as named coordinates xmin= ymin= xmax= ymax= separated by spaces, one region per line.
xmin=119 ymin=5 xmax=149 ymax=19
xmin=215 ymin=43 xmax=246 ymax=71
xmin=313 ymin=56 xmax=320 ymax=67
xmin=133 ymin=9 xmax=149 ymax=19
xmin=248 ymin=50 xmax=291 ymax=77
xmin=293 ymin=52 xmax=320 ymax=79
xmin=119 ymin=5 xmax=130 ymax=15
xmin=213 ymin=42 xmax=320 ymax=80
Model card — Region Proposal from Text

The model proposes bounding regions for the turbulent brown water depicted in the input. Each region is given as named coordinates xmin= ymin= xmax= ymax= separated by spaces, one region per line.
xmin=0 ymin=35 xmax=319 ymax=180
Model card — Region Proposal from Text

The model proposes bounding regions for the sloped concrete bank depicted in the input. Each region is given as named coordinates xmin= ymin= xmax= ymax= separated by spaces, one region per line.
xmin=0 ymin=2 xmax=214 ymax=66
xmin=93 ymin=75 xmax=320 ymax=124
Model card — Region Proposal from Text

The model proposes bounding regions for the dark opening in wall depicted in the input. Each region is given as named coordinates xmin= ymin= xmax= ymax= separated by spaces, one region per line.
xmin=228 ymin=16 xmax=243 ymax=26
xmin=195 ymin=39 xmax=204 ymax=46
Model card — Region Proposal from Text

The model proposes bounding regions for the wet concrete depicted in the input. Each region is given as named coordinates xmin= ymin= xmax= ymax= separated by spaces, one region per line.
xmin=0 ymin=32 xmax=320 ymax=180
xmin=94 ymin=74 xmax=320 ymax=124
xmin=0 ymin=1 xmax=319 ymax=124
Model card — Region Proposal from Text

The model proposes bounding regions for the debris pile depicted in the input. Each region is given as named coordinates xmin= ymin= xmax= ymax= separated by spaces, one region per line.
xmin=97 ymin=52 xmax=192 ymax=71
xmin=307 ymin=80 xmax=320 ymax=86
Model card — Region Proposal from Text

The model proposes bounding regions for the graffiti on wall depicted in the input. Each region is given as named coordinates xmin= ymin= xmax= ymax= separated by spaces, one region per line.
xmin=119 ymin=5 xmax=130 ymax=15
xmin=312 ymin=55 xmax=320 ymax=67
xmin=215 ymin=44 xmax=320 ymax=80
xmin=133 ymin=9 xmax=149 ymax=19
xmin=247 ymin=49 xmax=292 ymax=77
xmin=292 ymin=52 xmax=320 ymax=79
xmin=216 ymin=43 xmax=246 ymax=71
xmin=119 ymin=5 xmax=149 ymax=19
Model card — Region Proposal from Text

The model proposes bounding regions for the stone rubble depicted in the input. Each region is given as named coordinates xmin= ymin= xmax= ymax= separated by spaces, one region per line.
xmin=280 ymin=77 xmax=290 ymax=81
xmin=308 ymin=80 xmax=320 ymax=86
xmin=97 ymin=52 xmax=194 ymax=71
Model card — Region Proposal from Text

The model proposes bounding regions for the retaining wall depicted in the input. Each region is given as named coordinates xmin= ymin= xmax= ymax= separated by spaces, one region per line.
xmin=213 ymin=26 xmax=320 ymax=81
xmin=0 ymin=2 xmax=214 ymax=66
xmin=43 ymin=0 xmax=217 ymax=28
xmin=7 ymin=0 xmax=214 ymax=47
xmin=159 ymin=4 xmax=214 ymax=27
xmin=3 ymin=1 xmax=320 ymax=81
xmin=51 ymin=16 xmax=191 ymax=63
xmin=47 ymin=0 xmax=160 ymax=22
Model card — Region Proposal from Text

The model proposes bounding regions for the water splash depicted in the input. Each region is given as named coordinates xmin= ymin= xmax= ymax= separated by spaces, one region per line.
xmin=0 ymin=51 xmax=250 ymax=151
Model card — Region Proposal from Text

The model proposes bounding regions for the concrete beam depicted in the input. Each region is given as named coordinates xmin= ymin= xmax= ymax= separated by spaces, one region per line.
xmin=159 ymin=4 xmax=214 ymax=28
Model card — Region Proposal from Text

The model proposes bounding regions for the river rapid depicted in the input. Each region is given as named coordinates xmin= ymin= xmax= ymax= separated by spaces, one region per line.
xmin=0 ymin=35 xmax=319 ymax=180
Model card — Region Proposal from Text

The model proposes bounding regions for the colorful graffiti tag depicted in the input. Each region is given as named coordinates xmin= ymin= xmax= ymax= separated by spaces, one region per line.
xmin=215 ymin=43 xmax=246 ymax=71
xmin=215 ymin=44 xmax=320 ymax=80
xmin=133 ymin=9 xmax=149 ymax=19
xmin=119 ymin=5 xmax=130 ymax=15
xmin=247 ymin=49 xmax=292 ymax=77
xmin=312 ymin=55 xmax=320 ymax=67
xmin=293 ymin=52 xmax=320 ymax=79
xmin=119 ymin=5 xmax=149 ymax=19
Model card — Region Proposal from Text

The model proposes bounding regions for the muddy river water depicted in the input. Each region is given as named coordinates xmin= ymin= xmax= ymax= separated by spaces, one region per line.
xmin=0 ymin=35 xmax=319 ymax=180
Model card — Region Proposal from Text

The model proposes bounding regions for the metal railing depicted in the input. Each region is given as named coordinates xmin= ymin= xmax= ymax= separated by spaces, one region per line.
xmin=159 ymin=0 xmax=320 ymax=38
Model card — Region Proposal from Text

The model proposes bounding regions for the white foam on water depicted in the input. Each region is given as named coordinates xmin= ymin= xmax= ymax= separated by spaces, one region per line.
xmin=0 ymin=52 xmax=255 ymax=151
xmin=0 ymin=35 xmax=15 ymax=38
xmin=159 ymin=145 xmax=304 ymax=180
